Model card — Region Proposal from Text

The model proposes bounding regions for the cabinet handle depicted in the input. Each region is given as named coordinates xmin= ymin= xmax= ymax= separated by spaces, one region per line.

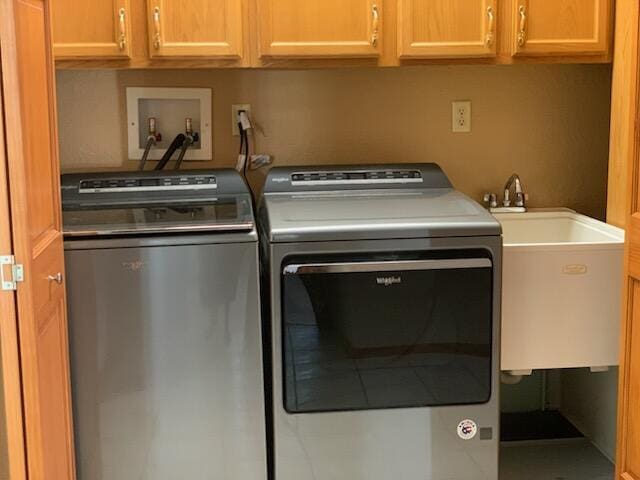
xmin=118 ymin=8 xmax=127 ymax=50
xmin=517 ymin=4 xmax=527 ymax=47
xmin=371 ymin=4 xmax=379 ymax=47
xmin=153 ymin=6 xmax=161 ymax=49
xmin=486 ymin=6 xmax=495 ymax=46
xmin=47 ymin=273 xmax=63 ymax=285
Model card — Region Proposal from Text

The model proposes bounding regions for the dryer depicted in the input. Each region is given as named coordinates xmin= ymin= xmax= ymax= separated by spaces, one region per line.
xmin=259 ymin=163 xmax=502 ymax=480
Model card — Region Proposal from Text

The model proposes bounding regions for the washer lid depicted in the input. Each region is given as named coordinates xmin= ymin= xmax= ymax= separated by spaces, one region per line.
xmin=261 ymin=188 xmax=501 ymax=242
xmin=63 ymin=195 xmax=255 ymax=237
xmin=61 ymin=169 xmax=255 ymax=237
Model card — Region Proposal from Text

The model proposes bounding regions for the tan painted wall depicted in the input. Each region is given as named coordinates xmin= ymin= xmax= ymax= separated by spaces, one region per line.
xmin=56 ymin=64 xmax=612 ymax=218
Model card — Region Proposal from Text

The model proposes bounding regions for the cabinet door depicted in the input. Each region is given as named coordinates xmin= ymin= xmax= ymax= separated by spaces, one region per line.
xmin=147 ymin=0 xmax=243 ymax=58
xmin=52 ymin=0 xmax=131 ymax=58
xmin=398 ymin=0 xmax=497 ymax=58
xmin=0 ymin=0 xmax=75 ymax=478
xmin=512 ymin=0 xmax=612 ymax=56
xmin=257 ymin=0 xmax=382 ymax=58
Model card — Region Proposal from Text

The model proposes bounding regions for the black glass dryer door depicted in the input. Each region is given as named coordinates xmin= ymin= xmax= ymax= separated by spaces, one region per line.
xmin=281 ymin=254 xmax=493 ymax=413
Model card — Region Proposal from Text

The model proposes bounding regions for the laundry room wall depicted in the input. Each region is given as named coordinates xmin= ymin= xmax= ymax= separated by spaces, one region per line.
xmin=560 ymin=368 xmax=619 ymax=461
xmin=56 ymin=64 xmax=612 ymax=219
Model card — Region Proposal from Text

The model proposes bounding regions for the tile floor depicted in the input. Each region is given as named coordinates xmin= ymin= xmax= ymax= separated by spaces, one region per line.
xmin=500 ymin=439 xmax=614 ymax=480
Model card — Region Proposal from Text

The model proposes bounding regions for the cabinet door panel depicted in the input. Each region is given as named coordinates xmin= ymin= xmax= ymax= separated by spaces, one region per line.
xmin=52 ymin=0 xmax=131 ymax=58
xmin=258 ymin=0 xmax=381 ymax=58
xmin=399 ymin=0 xmax=497 ymax=58
xmin=512 ymin=0 xmax=612 ymax=56
xmin=147 ymin=0 xmax=243 ymax=58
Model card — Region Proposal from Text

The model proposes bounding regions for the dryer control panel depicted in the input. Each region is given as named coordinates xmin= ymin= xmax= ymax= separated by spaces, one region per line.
xmin=264 ymin=163 xmax=452 ymax=193
xmin=291 ymin=169 xmax=422 ymax=186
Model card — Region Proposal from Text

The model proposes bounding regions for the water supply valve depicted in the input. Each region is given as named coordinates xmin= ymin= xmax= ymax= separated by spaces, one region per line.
xmin=184 ymin=117 xmax=199 ymax=143
xmin=148 ymin=117 xmax=162 ymax=142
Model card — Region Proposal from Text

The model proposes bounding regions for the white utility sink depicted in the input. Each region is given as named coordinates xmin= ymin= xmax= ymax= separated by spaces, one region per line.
xmin=494 ymin=209 xmax=625 ymax=373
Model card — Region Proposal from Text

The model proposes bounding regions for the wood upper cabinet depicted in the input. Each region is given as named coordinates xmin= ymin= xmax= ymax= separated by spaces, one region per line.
xmin=511 ymin=0 xmax=612 ymax=56
xmin=50 ymin=0 xmax=615 ymax=65
xmin=52 ymin=0 xmax=131 ymax=58
xmin=257 ymin=0 xmax=382 ymax=58
xmin=398 ymin=0 xmax=497 ymax=58
xmin=146 ymin=0 xmax=243 ymax=58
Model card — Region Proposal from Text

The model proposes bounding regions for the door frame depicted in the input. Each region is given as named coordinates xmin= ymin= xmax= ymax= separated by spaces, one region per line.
xmin=607 ymin=1 xmax=640 ymax=229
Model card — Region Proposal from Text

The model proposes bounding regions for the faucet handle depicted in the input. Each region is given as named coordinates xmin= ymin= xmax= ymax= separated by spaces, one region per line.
xmin=148 ymin=117 xmax=156 ymax=135
xmin=146 ymin=117 xmax=162 ymax=142
xmin=502 ymin=189 xmax=511 ymax=207
xmin=483 ymin=193 xmax=498 ymax=209
xmin=514 ymin=191 xmax=526 ymax=208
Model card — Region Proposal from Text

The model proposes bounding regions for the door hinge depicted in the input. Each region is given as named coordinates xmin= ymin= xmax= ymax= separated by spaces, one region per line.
xmin=1 ymin=255 xmax=24 ymax=291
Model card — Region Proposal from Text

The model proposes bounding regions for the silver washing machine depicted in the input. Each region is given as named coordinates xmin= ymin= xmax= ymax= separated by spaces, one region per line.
xmin=258 ymin=163 xmax=502 ymax=480
xmin=62 ymin=170 xmax=266 ymax=480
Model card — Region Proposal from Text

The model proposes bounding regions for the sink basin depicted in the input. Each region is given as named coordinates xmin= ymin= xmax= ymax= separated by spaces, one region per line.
xmin=494 ymin=210 xmax=624 ymax=373
xmin=497 ymin=209 xmax=623 ymax=247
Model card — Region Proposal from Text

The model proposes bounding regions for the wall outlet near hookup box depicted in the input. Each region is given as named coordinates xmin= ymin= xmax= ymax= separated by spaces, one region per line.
xmin=232 ymin=104 xmax=251 ymax=136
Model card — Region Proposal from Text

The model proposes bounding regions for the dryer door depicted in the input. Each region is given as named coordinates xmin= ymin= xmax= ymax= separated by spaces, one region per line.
xmin=281 ymin=250 xmax=494 ymax=414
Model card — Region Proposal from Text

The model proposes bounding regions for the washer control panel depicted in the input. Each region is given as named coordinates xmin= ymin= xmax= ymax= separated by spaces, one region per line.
xmin=78 ymin=175 xmax=217 ymax=193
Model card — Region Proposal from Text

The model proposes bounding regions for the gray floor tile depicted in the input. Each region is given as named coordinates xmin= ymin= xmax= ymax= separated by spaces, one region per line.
xmin=500 ymin=440 xmax=614 ymax=480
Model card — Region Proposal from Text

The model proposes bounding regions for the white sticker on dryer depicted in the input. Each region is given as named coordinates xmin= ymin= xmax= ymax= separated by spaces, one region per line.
xmin=457 ymin=419 xmax=478 ymax=440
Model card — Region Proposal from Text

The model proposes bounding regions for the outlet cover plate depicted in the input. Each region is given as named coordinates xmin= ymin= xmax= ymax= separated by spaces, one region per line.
xmin=452 ymin=100 xmax=471 ymax=133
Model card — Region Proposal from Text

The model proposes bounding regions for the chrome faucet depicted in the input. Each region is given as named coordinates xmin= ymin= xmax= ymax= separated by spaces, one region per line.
xmin=503 ymin=173 xmax=525 ymax=208
xmin=483 ymin=173 xmax=527 ymax=213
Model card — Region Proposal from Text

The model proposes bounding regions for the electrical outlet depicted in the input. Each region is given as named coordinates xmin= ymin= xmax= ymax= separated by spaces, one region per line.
xmin=232 ymin=104 xmax=251 ymax=136
xmin=452 ymin=100 xmax=471 ymax=133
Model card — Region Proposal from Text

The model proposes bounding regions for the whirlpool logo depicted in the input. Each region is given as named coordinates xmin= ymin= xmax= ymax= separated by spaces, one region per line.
xmin=122 ymin=260 xmax=145 ymax=272
xmin=376 ymin=276 xmax=402 ymax=286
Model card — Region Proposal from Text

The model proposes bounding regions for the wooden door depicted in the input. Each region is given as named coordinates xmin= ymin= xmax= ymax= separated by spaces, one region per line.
xmin=257 ymin=0 xmax=382 ymax=58
xmin=0 ymin=1 xmax=75 ymax=479
xmin=618 ymin=122 xmax=640 ymax=476
xmin=52 ymin=0 xmax=131 ymax=58
xmin=511 ymin=0 xmax=612 ymax=56
xmin=146 ymin=0 xmax=243 ymax=58
xmin=398 ymin=0 xmax=497 ymax=59
xmin=0 ymin=38 xmax=28 ymax=480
